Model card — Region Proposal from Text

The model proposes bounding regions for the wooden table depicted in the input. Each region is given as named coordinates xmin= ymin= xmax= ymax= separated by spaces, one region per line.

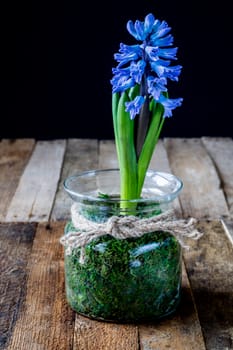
xmin=1 ymin=137 xmax=233 ymax=350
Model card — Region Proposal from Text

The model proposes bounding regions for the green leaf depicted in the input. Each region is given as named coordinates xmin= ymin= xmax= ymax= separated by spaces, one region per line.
xmin=128 ymin=84 xmax=140 ymax=100
xmin=116 ymin=92 xmax=138 ymax=212
xmin=137 ymin=102 xmax=164 ymax=197
xmin=112 ymin=93 xmax=120 ymax=165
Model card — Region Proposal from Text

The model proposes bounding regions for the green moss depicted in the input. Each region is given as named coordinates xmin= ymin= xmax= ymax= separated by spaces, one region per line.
xmin=64 ymin=220 xmax=182 ymax=322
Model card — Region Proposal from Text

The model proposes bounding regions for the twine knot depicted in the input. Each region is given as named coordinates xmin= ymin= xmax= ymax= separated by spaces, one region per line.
xmin=60 ymin=203 xmax=203 ymax=261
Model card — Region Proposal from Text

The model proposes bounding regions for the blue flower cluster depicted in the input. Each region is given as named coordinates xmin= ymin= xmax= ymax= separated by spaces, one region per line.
xmin=111 ymin=13 xmax=183 ymax=119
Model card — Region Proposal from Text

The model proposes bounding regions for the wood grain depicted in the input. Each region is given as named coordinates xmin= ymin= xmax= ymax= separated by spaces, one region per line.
xmin=98 ymin=140 xmax=118 ymax=169
xmin=6 ymin=222 xmax=75 ymax=350
xmin=183 ymin=220 xmax=233 ymax=350
xmin=164 ymin=138 xmax=229 ymax=219
xmin=139 ymin=264 xmax=205 ymax=350
xmin=71 ymin=139 xmax=139 ymax=350
xmin=221 ymin=219 xmax=233 ymax=245
xmin=5 ymin=140 xmax=66 ymax=222
xmin=202 ymin=137 xmax=233 ymax=217
xmin=0 ymin=222 xmax=36 ymax=349
xmin=150 ymin=140 xmax=182 ymax=217
xmin=73 ymin=316 xmax=138 ymax=350
xmin=98 ymin=139 xmax=205 ymax=350
xmin=2 ymin=137 xmax=233 ymax=350
xmin=0 ymin=139 xmax=35 ymax=221
xmin=51 ymin=139 xmax=98 ymax=221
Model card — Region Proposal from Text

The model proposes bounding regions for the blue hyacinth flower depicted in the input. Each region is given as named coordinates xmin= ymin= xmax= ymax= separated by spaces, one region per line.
xmin=111 ymin=13 xmax=183 ymax=119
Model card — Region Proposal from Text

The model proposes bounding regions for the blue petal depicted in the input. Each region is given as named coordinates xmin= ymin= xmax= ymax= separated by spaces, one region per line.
xmin=145 ymin=46 xmax=159 ymax=61
xmin=126 ymin=19 xmax=146 ymax=41
xmin=135 ymin=20 xmax=147 ymax=40
xmin=150 ymin=34 xmax=174 ymax=47
xmin=127 ymin=20 xmax=138 ymax=40
xmin=150 ymin=60 xmax=171 ymax=77
xmin=159 ymin=95 xmax=183 ymax=117
xmin=111 ymin=66 xmax=135 ymax=92
xmin=127 ymin=14 xmax=155 ymax=41
xmin=114 ymin=44 xmax=142 ymax=66
xmin=163 ymin=65 xmax=182 ymax=81
xmin=144 ymin=13 xmax=155 ymax=35
xmin=112 ymin=66 xmax=131 ymax=75
xmin=125 ymin=95 xmax=145 ymax=119
xmin=147 ymin=76 xmax=167 ymax=100
xmin=111 ymin=75 xmax=135 ymax=93
xmin=130 ymin=60 xmax=146 ymax=84
xmin=118 ymin=43 xmax=142 ymax=56
xmin=151 ymin=21 xmax=171 ymax=40
xmin=114 ymin=43 xmax=142 ymax=67
xmin=158 ymin=47 xmax=178 ymax=60
xmin=151 ymin=19 xmax=161 ymax=34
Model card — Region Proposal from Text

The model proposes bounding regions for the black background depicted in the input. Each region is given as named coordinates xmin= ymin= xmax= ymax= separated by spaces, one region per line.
xmin=1 ymin=0 xmax=232 ymax=140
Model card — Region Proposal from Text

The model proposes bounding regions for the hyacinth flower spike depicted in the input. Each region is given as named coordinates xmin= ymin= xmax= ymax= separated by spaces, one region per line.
xmin=111 ymin=13 xmax=183 ymax=210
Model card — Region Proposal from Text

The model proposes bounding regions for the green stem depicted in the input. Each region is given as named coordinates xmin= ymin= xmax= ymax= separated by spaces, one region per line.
xmin=137 ymin=102 xmax=164 ymax=197
xmin=115 ymin=92 xmax=138 ymax=213
xmin=112 ymin=93 xmax=120 ymax=164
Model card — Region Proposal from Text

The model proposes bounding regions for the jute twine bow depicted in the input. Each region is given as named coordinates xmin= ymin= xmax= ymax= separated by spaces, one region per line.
xmin=60 ymin=203 xmax=203 ymax=263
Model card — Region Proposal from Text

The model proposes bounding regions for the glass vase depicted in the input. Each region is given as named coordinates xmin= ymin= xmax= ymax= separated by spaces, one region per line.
xmin=61 ymin=168 xmax=183 ymax=323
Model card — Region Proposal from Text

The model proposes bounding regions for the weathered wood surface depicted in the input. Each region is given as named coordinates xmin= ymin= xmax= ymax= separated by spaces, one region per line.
xmin=74 ymin=315 xmax=138 ymax=350
xmin=0 ymin=222 xmax=36 ymax=349
xmin=98 ymin=139 xmax=205 ymax=349
xmin=139 ymin=264 xmax=206 ymax=350
xmin=164 ymin=138 xmax=229 ymax=219
xmin=0 ymin=139 xmax=35 ymax=221
xmin=6 ymin=222 xmax=75 ymax=350
xmin=5 ymin=140 xmax=66 ymax=222
xmin=221 ymin=219 xmax=233 ymax=245
xmin=1 ymin=137 xmax=233 ymax=350
xmin=99 ymin=140 xmax=118 ymax=169
xmin=1 ymin=223 xmax=205 ymax=350
xmin=183 ymin=221 xmax=233 ymax=350
xmin=202 ymin=137 xmax=233 ymax=217
xmin=51 ymin=139 xmax=98 ymax=221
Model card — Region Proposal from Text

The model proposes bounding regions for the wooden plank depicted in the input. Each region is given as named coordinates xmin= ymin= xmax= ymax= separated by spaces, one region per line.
xmin=183 ymin=220 xmax=233 ymax=350
xmin=98 ymin=139 xmax=175 ymax=172
xmin=139 ymin=264 xmax=206 ymax=350
xmin=70 ymin=139 xmax=139 ymax=350
xmin=98 ymin=140 xmax=118 ymax=169
xmin=138 ymin=140 xmax=205 ymax=348
xmin=0 ymin=139 xmax=35 ymax=221
xmin=95 ymin=139 xmax=205 ymax=349
xmin=51 ymin=139 xmax=98 ymax=221
xmin=164 ymin=138 xmax=229 ymax=219
xmin=202 ymin=137 xmax=233 ymax=217
xmin=149 ymin=139 xmax=174 ymax=173
xmin=6 ymin=222 xmax=75 ymax=350
xmin=74 ymin=316 xmax=138 ymax=350
xmin=150 ymin=140 xmax=182 ymax=216
xmin=221 ymin=219 xmax=233 ymax=245
xmin=5 ymin=140 xmax=66 ymax=222
xmin=0 ymin=222 xmax=36 ymax=349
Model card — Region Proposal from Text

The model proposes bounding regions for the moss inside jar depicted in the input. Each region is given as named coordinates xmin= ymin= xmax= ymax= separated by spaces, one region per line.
xmin=61 ymin=169 xmax=183 ymax=323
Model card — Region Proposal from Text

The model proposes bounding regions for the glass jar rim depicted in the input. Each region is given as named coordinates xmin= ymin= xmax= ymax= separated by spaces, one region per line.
xmin=63 ymin=168 xmax=183 ymax=204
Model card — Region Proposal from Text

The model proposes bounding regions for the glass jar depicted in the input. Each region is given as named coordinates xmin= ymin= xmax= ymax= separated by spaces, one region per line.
xmin=62 ymin=169 xmax=183 ymax=323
